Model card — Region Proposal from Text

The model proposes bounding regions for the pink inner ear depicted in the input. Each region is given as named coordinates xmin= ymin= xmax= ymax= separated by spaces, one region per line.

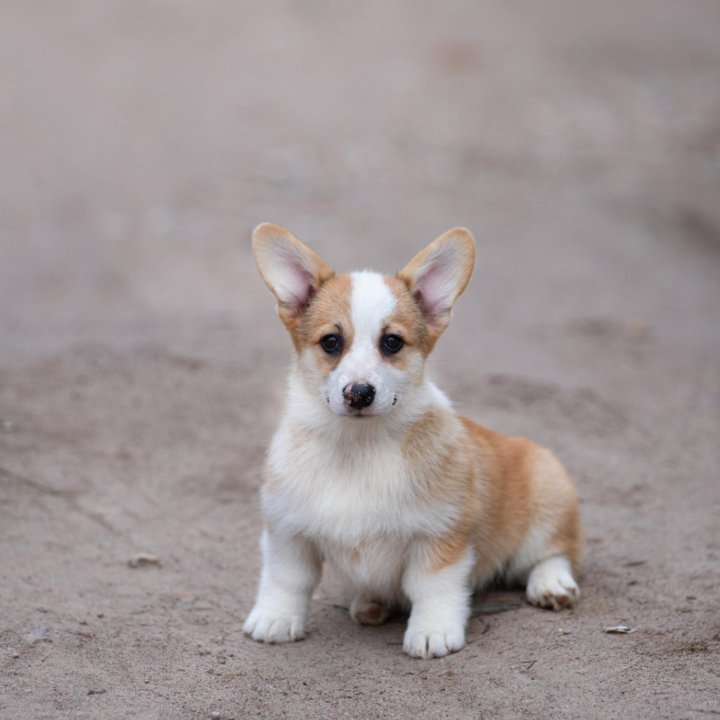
xmin=277 ymin=244 xmax=315 ymax=310
xmin=415 ymin=255 xmax=454 ymax=317
xmin=413 ymin=288 xmax=431 ymax=317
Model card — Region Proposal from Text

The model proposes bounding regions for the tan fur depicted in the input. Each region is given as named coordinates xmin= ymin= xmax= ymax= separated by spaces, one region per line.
xmin=403 ymin=411 xmax=581 ymax=580
xmin=300 ymin=273 xmax=353 ymax=371
xmin=402 ymin=409 xmax=480 ymax=571
xmin=383 ymin=276 xmax=430 ymax=357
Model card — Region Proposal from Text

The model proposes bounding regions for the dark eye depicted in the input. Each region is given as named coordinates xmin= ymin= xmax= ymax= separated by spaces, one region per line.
xmin=320 ymin=333 xmax=343 ymax=355
xmin=380 ymin=334 xmax=404 ymax=355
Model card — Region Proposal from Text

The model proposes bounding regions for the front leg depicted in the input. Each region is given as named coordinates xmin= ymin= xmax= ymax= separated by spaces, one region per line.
xmin=243 ymin=528 xmax=321 ymax=644
xmin=402 ymin=544 xmax=474 ymax=659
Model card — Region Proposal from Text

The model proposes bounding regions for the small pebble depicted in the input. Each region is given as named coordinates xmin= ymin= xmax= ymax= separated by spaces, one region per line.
xmin=0 ymin=419 xmax=17 ymax=433
xmin=12 ymin=652 xmax=20 ymax=659
xmin=605 ymin=624 xmax=635 ymax=634
xmin=127 ymin=554 xmax=161 ymax=569
xmin=210 ymin=713 xmax=221 ymax=719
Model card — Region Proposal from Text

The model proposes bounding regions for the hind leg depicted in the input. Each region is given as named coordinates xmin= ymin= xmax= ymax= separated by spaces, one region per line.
xmin=526 ymin=555 xmax=579 ymax=610
xmin=509 ymin=447 xmax=582 ymax=610
xmin=350 ymin=593 xmax=392 ymax=626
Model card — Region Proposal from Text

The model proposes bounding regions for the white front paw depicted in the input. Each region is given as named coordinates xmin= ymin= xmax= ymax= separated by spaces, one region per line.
xmin=243 ymin=606 xmax=307 ymax=644
xmin=403 ymin=623 xmax=465 ymax=659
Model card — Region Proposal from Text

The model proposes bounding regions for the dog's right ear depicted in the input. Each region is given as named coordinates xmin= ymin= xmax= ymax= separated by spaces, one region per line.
xmin=252 ymin=223 xmax=333 ymax=332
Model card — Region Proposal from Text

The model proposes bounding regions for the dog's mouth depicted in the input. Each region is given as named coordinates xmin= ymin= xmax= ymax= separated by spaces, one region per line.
xmin=348 ymin=408 xmax=373 ymax=419
xmin=341 ymin=398 xmax=400 ymax=418
xmin=325 ymin=395 xmax=399 ymax=418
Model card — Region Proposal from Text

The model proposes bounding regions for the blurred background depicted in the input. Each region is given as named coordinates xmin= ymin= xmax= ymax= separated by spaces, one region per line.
xmin=2 ymin=1 xmax=719 ymax=364
xmin=1 ymin=2 xmax=719 ymax=718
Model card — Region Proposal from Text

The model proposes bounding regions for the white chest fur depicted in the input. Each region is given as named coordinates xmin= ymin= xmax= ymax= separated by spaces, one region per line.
xmin=262 ymin=411 xmax=460 ymax=595
xmin=264 ymin=422 xmax=456 ymax=539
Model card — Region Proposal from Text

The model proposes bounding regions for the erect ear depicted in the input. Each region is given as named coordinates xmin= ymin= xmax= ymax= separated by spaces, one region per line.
xmin=397 ymin=227 xmax=475 ymax=346
xmin=252 ymin=223 xmax=333 ymax=332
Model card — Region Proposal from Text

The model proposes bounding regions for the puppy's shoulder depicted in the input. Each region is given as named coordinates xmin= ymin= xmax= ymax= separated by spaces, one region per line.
xmin=458 ymin=415 xmax=554 ymax=496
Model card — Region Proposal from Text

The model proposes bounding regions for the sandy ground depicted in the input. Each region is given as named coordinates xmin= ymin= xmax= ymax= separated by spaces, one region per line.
xmin=1 ymin=1 xmax=719 ymax=718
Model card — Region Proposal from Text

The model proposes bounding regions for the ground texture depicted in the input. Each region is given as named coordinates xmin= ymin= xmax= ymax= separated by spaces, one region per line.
xmin=1 ymin=1 xmax=719 ymax=718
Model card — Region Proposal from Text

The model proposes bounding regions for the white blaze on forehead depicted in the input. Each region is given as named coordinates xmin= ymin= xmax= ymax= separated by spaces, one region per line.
xmin=350 ymin=271 xmax=396 ymax=346
xmin=323 ymin=271 xmax=405 ymax=417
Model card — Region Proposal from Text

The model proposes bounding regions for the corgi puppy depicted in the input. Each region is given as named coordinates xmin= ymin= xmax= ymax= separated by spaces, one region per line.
xmin=243 ymin=223 xmax=581 ymax=659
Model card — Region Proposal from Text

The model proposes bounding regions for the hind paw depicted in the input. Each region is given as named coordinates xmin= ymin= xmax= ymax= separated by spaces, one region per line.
xmin=350 ymin=595 xmax=392 ymax=626
xmin=526 ymin=556 xmax=580 ymax=611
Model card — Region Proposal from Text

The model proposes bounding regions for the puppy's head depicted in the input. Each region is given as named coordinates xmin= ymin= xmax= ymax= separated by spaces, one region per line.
xmin=252 ymin=223 xmax=475 ymax=418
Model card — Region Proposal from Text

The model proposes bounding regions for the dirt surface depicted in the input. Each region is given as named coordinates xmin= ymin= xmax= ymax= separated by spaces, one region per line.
xmin=1 ymin=1 xmax=719 ymax=718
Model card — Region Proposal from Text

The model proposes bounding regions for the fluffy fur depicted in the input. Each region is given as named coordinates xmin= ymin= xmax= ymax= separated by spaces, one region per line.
xmin=244 ymin=223 xmax=581 ymax=659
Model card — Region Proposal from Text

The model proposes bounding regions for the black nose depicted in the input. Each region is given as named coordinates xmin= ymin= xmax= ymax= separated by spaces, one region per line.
xmin=343 ymin=383 xmax=376 ymax=409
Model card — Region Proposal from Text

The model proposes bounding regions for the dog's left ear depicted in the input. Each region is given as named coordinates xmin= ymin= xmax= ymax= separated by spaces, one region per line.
xmin=398 ymin=227 xmax=475 ymax=346
xmin=252 ymin=223 xmax=334 ymax=335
